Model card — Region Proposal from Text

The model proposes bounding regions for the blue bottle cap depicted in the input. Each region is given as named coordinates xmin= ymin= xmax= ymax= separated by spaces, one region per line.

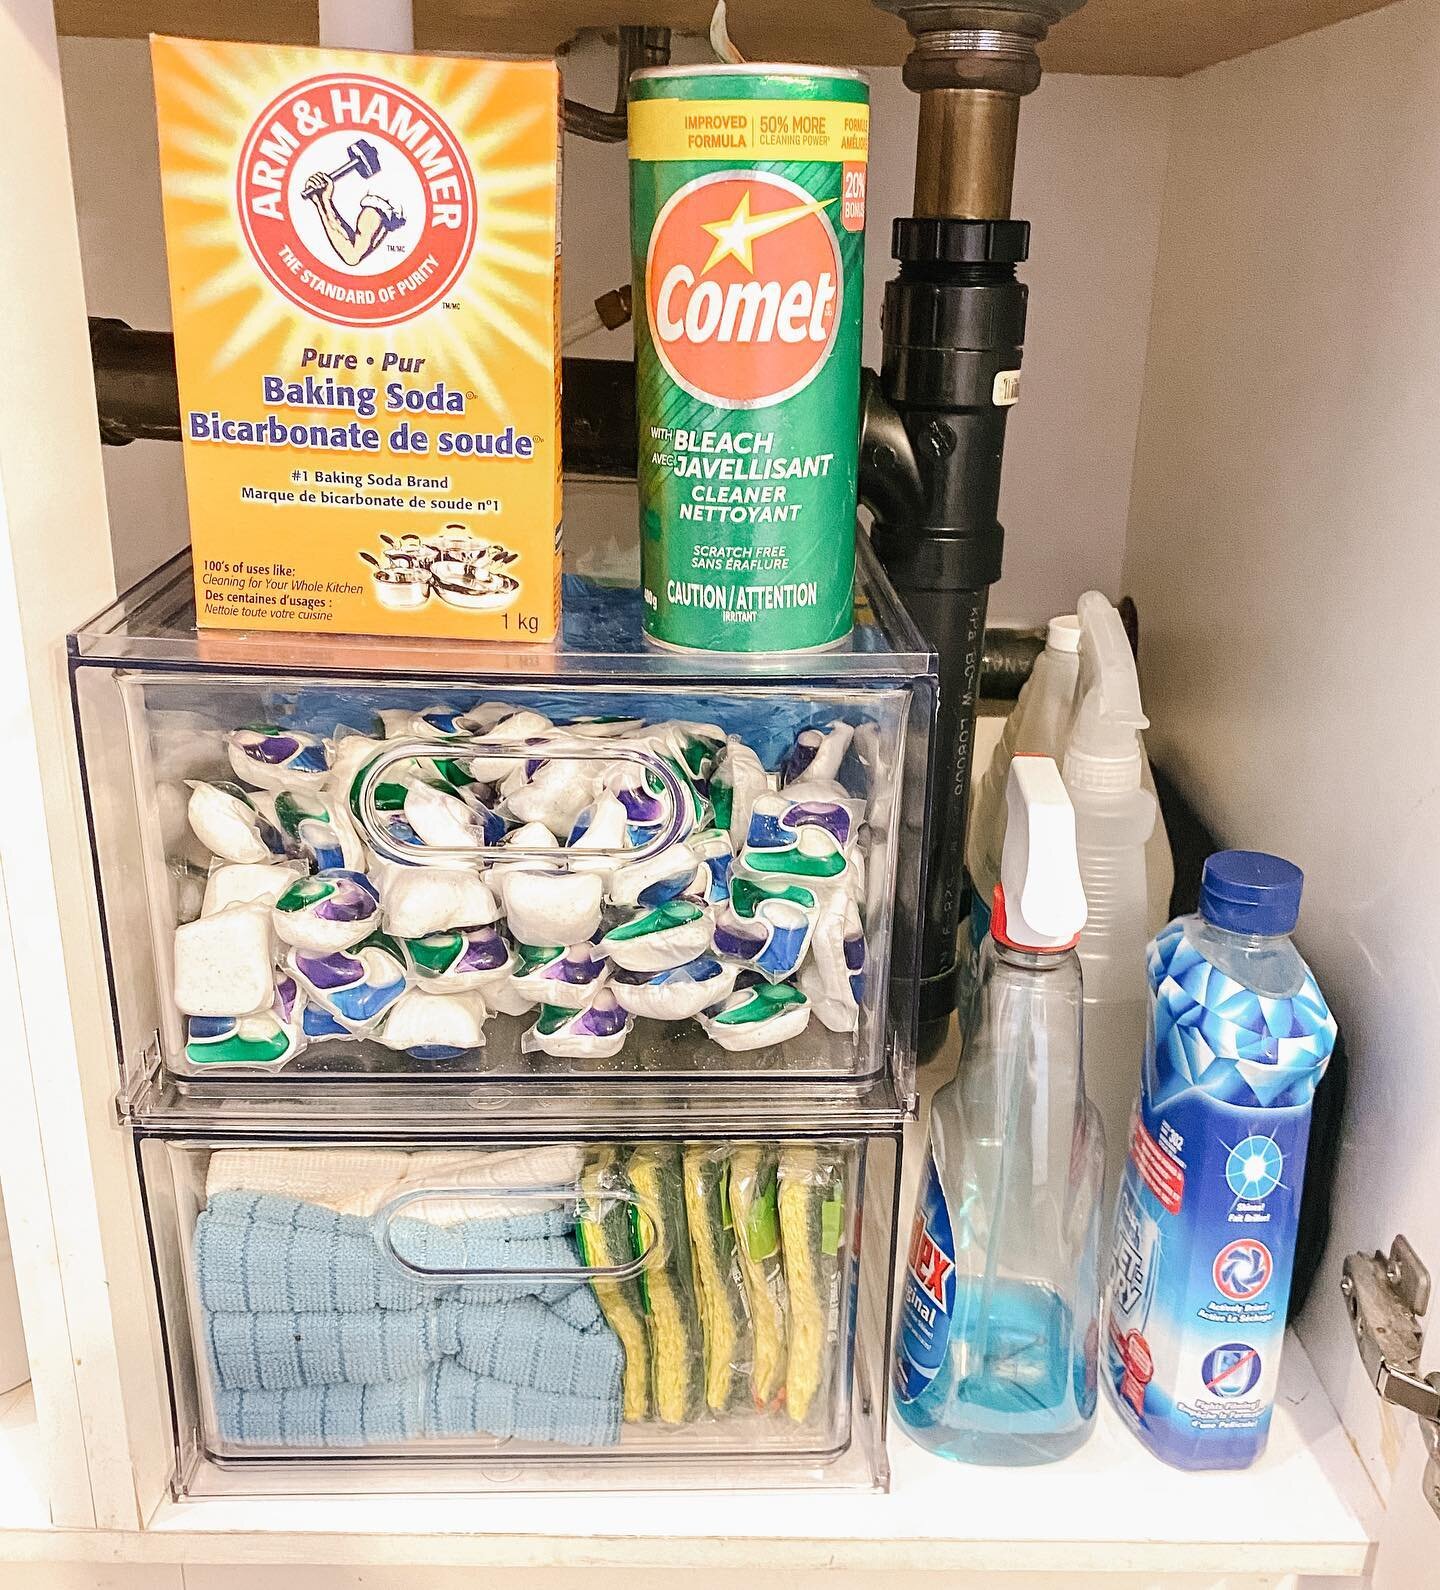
xmin=1200 ymin=850 xmax=1303 ymax=936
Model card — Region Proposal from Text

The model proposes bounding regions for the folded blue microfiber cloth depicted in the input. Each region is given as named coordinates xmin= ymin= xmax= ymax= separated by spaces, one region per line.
xmin=195 ymin=1193 xmax=581 ymax=1314
xmin=216 ymin=1360 xmax=621 ymax=1449
xmin=206 ymin=1294 xmax=620 ymax=1397
xmin=195 ymin=1192 xmax=623 ymax=1450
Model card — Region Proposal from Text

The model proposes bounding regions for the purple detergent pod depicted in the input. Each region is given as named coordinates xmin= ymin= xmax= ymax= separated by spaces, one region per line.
xmin=683 ymin=830 xmax=735 ymax=907
xmin=740 ymin=792 xmax=859 ymax=885
xmin=610 ymin=955 xmax=739 ymax=1022
xmin=399 ymin=919 xmax=529 ymax=1015
xmin=647 ymin=721 xmax=726 ymax=784
xmin=288 ymin=932 xmax=409 ymax=1032
xmin=697 ymin=979 xmax=812 ymax=1052
xmin=599 ymin=899 xmax=713 ymax=973
xmin=452 ymin=701 xmax=514 ymax=735
xmin=401 ymin=923 xmax=511 ymax=995
xmin=850 ymin=721 xmax=893 ymax=827
xmin=272 ymin=868 xmax=382 ymax=954
xmin=404 ymin=780 xmax=506 ymax=850
xmin=522 ymin=988 xmax=633 ymax=1059
xmin=185 ymin=973 xmax=308 ymax=1069
xmin=567 ymin=792 xmax=633 ymax=884
xmin=301 ymin=1004 xmax=350 ymax=1039
xmin=270 ymin=789 xmax=365 ymax=872
xmin=601 ymin=761 xmax=672 ymax=839
xmin=326 ymin=732 xmax=396 ymax=813
xmin=709 ymin=739 xmax=772 ymax=849
xmin=799 ymin=891 xmax=866 ymax=1033
xmin=461 ymin=711 xmax=555 ymax=782
xmin=499 ymin=754 xmax=603 ymax=838
xmin=643 ymin=722 xmax=722 ymax=829
xmin=227 ymin=725 xmax=333 ymax=794
xmin=608 ymin=843 xmax=697 ymax=908
xmin=712 ymin=875 xmax=818 ymax=982
xmin=367 ymin=786 xmax=428 ymax=858
xmin=778 ymin=722 xmax=854 ymax=793
xmin=510 ymin=942 xmax=612 ymax=1011
xmin=376 ymin=706 xmax=473 ymax=741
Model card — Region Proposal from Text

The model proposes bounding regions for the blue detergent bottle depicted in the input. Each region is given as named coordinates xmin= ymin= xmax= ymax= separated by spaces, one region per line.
xmin=893 ymin=755 xmax=1105 ymax=1464
xmin=1102 ymin=850 xmax=1337 ymax=1470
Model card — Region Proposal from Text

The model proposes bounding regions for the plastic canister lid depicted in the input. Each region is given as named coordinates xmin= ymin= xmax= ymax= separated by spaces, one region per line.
xmin=1045 ymin=614 xmax=1081 ymax=653
xmin=1200 ymin=850 xmax=1303 ymax=936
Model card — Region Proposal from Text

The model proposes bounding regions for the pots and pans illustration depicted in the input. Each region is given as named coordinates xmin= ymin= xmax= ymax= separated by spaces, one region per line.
xmin=360 ymin=524 xmax=520 ymax=613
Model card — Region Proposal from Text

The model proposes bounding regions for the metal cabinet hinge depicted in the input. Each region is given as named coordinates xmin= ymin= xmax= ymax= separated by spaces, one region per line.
xmin=1342 ymin=1235 xmax=1440 ymax=1518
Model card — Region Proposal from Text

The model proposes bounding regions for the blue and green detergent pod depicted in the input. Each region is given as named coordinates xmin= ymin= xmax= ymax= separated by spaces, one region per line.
xmin=187 ymin=975 xmax=307 ymax=1068
xmin=697 ymin=979 xmax=811 ymax=1053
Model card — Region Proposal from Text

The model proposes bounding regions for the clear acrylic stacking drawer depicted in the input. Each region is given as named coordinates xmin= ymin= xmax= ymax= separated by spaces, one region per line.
xmin=138 ymin=1129 xmax=899 ymax=1494
xmin=70 ymin=542 xmax=935 ymax=1122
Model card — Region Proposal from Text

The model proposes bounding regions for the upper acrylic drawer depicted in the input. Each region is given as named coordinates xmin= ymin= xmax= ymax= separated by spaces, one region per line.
xmin=70 ymin=542 xmax=934 ymax=1124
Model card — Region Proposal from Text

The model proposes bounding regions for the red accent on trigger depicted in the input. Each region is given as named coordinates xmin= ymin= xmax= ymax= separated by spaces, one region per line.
xmin=990 ymin=882 xmax=1080 ymax=954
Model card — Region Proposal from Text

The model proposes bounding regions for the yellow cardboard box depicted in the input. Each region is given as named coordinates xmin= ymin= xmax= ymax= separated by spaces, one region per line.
xmin=152 ymin=37 xmax=561 ymax=641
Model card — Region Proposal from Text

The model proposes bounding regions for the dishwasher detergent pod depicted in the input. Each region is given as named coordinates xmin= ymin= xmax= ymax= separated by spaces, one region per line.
xmin=152 ymin=37 xmax=561 ymax=641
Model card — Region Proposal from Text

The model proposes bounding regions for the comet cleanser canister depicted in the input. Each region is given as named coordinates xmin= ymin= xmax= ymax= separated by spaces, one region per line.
xmin=629 ymin=66 xmax=869 ymax=652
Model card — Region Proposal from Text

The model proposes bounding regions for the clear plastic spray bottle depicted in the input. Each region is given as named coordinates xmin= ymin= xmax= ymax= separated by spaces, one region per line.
xmin=893 ymin=755 xmax=1105 ymax=1464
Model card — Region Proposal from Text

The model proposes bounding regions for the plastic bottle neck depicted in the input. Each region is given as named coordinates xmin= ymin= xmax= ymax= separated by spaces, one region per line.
xmin=991 ymin=939 xmax=1075 ymax=973
xmin=1202 ymin=918 xmax=1293 ymax=950
xmin=1062 ymin=747 xmax=1142 ymax=794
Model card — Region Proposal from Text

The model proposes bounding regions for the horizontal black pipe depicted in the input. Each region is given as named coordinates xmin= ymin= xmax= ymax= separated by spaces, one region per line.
xmin=85 ymin=317 xmax=1047 ymax=696
xmin=88 ymin=318 xmax=639 ymax=479
xmin=562 ymin=25 xmax=671 ymax=143
xmin=90 ymin=319 xmax=179 ymax=447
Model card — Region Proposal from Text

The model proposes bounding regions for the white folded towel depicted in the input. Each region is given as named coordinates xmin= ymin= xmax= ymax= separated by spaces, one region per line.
xmin=204 ymin=1143 xmax=585 ymax=1225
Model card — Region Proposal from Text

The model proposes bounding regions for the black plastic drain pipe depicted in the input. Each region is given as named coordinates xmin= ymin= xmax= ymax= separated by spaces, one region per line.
xmin=865 ymin=0 xmax=1084 ymax=1060
xmin=862 ymin=219 xmax=1029 ymax=1054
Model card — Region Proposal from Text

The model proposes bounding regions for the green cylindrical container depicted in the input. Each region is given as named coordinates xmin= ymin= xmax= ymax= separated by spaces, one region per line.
xmin=629 ymin=65 xmax=869 ymax=652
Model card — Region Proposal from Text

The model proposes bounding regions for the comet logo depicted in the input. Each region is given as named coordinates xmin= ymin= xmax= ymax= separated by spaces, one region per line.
xmin=645 ymin=170 xmax=842 ymax=409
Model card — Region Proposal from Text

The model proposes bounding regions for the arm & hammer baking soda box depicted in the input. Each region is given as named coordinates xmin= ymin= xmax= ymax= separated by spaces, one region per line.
xmin=151 ymin=37 xmax=562 ymax=641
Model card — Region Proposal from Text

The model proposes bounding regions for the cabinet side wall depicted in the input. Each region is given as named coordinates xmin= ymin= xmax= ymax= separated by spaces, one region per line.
xmin=1122 ymin=0 xmax=1440 ymax=1497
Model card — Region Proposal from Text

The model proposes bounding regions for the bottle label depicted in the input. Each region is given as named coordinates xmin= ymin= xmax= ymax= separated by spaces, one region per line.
xmin=893 ymin=1149 xmax=956 ymax=1403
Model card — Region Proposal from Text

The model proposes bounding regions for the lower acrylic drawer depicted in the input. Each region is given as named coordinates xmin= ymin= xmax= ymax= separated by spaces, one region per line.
xmin=138 ymin=1131 xmax=898 ymax=1494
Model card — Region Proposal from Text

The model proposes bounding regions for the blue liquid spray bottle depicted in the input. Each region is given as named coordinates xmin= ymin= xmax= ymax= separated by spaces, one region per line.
xmin=893 ymin=755 xmax=1105 ymax=1464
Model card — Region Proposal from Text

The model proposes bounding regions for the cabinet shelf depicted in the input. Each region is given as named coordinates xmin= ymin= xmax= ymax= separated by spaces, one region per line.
xmin=54 ymin=0 xmax=1399 ymax=78
xmin=0 ymin=1333 xmax=1378 ymax=1576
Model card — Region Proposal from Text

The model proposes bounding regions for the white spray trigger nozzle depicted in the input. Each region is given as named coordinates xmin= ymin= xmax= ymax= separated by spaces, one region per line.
xmin=1062 ymin=590 xmax=1147 ymax=793
xmin=998 ymin=755 xmax=1087 ymax=951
